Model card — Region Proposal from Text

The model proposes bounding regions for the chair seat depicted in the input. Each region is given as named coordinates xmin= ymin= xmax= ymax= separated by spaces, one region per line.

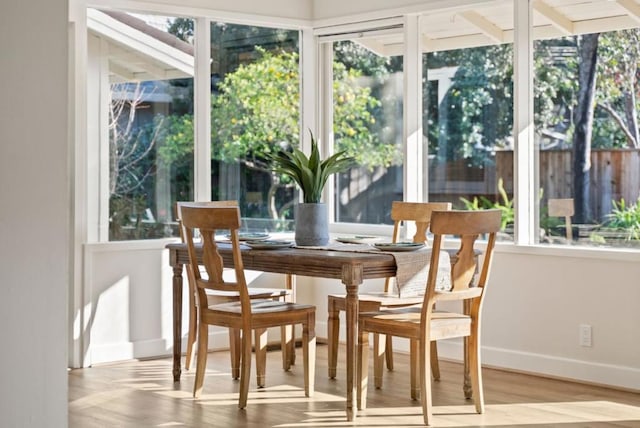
xmin=209 ymin=299 xmax=314 ymax=315
xmin=205 ymin=288 xmax=290 ymax=304
xmin=360 ymin=308 xmax=471 ymax=341
xmin=328 ymin=292 xmax=424 ymax=307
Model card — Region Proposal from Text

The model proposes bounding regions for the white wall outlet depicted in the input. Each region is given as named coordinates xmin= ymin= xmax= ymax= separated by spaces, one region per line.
xmin=579 ymin=324 xmax=592 ymax=347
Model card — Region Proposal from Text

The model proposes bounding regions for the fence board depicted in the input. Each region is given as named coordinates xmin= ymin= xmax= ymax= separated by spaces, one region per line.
xmin=496 ymin=149 xmax=640 ymax=221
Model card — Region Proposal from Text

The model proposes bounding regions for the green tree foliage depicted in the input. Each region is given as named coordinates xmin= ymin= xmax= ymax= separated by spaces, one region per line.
xmin=156 ymin=48 xmax=393 ymax=218
xmin=426 ymin=45 xmax=513 ymax=166
xmin=595 ymin=29 xmax=640 ymax=148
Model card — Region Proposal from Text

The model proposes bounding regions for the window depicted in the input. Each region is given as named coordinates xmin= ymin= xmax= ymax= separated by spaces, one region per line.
xmin=89 ymin=10 xmax=195 ymax=241
xmin=423 ymin=12 xmax=514 ymax=239
xmin=319 ymin=27 xmax=405 ymax=225
xmin=209 ymin=22 xmax=300 ymax=233
xmin=534 ymin=1 xmax=640 ymax=248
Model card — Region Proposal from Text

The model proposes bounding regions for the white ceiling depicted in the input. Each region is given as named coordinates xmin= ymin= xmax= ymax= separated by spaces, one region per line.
xmin=360 ymin=0 xmax=640 ymax=56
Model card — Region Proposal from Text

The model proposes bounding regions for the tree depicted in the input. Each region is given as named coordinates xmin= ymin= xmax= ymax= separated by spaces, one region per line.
xmin=160 ymin=48 xmax=395 ymax=220
xmin=596 ymin=29 xmax=640 ymax=148
xmin=109 ymin=83 xmax=166 ymax=239
xmin=109 ymin=83 xmax=163 ymax=197
xmin=572 ymin=33 xmax=599 ymax=224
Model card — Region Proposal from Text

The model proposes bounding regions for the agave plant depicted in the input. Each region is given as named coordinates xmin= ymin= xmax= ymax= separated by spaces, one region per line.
xmin=272 ymin=130 xmax=355 ymax=203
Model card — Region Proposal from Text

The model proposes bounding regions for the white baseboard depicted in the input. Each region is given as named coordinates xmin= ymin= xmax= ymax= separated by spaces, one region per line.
xmin=436 ymin=340 xmax=640 ymax=392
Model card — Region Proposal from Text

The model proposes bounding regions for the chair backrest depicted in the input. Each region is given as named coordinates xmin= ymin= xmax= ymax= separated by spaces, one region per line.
xmin=390 ymin=201 xmax=453 ymax=244
xmin=548 ymin=198 xmax=574 ymax=241
xmin=384 ymin=201 xmax=452 ymax=293
xmin=422 ymin=209 xmax=501 ymax=316
xmin=176 ymin=200 xmax=238 ymax=241
xmin=179 ymin=204 xmax=251 ymax=309
xmin=176 ymin=201 xmax=239 ymax=305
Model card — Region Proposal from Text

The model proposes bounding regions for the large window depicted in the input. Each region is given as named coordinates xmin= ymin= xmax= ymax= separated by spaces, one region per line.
xmin=424 ymin=40 xmax=514 ymax=240
xmin=319 ymin=30 xmax=405 ymax=225
xmin=534 ymin=3 xmax=640 ymax=248
xmin=90 ymin=10 xmax=195 ymax=241
xmin=89 ymin=1 xmax=640 ymax=250
xmin=209 ymin=22 xmax=300 ymax=233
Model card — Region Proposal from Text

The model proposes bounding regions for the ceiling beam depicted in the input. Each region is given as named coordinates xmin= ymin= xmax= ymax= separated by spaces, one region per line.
xmin=532 ymin=0 xmax=574 ymax=35
xmin=108 ymin=61 xmax=136 ymax=82
xmin=458 ymin=10 xmax=505 ymax=43
xmin=616 ymin=0 xmax=640 ymax=24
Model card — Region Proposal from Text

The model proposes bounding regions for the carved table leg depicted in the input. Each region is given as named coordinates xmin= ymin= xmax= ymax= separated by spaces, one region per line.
xmin=172 ymin=263 xmax=184 ymax=382
xmin=342 ymin=263 xmax=363 ymax=421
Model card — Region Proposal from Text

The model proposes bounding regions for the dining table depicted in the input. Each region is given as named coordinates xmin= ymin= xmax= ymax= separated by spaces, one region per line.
xmin=166 ymin=241 xmax=400 ymax=421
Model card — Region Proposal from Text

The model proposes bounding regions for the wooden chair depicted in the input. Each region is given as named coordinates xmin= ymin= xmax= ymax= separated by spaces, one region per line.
xmin=180 ymin=204 xmax=316 ymax=407
xmin=176 ymin=201 xmax=294 ymax=384
xmin=327 ymin=201 xmax=451 ymax=386
xmin=357 ymin=209 xmax=501 ymax=426
xmin=548 ymin=198 xmax=574 ymax=241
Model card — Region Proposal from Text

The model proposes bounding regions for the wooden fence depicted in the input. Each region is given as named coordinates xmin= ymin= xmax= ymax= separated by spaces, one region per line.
xmin=496 ymin=149 xmax=640 ymax=221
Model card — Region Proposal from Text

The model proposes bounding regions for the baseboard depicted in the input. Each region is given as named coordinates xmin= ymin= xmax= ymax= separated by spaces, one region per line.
xmin=436 ymin=340 xmax=640 ymax=392
xmin=88 ymin=338 xmax=170 ymax=365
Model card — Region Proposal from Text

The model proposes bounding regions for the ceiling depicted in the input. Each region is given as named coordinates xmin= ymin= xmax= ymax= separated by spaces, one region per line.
xmin=357 ymin=0 xmax=640 ymax=56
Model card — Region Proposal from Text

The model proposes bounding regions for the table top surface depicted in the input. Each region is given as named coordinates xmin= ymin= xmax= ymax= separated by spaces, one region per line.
xmin=166 ymin=242 xmax=398 ymax=281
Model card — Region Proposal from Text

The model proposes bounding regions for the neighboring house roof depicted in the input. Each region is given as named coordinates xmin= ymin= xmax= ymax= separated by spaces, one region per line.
xmin=87 ymin=8 xmax=194 ymax=83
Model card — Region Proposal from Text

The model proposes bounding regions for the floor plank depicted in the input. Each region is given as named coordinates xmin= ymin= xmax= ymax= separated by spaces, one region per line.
xmin=69 ymin=344 xmax=640 ymax=427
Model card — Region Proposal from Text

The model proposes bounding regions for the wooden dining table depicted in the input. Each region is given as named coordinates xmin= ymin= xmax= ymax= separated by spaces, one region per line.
xmin=166 ymin=242 xmax=398 ymax=421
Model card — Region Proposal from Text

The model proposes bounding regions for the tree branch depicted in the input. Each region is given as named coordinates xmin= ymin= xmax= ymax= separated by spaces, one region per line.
xmin=596 ymin=102 xmax=639 ymax=148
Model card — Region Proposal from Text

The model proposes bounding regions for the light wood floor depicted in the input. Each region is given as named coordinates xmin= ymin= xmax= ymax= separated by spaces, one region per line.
xmin=69 ymin=344 xmax=640 ymax=427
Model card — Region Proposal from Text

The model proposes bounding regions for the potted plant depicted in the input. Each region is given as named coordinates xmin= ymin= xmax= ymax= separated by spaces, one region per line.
xmin=271 ymin=130 xmax=354 ymax=245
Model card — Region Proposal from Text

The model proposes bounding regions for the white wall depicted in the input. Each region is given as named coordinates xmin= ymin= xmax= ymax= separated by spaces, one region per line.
xmin=0 ymin=0 xmax=69 ymax=426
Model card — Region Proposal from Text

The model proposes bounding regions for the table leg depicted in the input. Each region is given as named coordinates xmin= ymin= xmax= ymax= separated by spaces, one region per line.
xmin=172 ymin=263 xmax=184 ymax=382
xmin=342 ymin=263 xmax=363 ymax=421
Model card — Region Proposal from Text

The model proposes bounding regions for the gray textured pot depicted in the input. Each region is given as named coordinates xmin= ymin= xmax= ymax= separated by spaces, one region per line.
xmin=295 ymin=203 xmax=329 ymax=246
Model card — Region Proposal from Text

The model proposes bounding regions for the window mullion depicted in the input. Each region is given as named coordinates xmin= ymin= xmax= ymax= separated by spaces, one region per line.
xmin=194 ymin=17 xmax=211 ymax=201
xmin=513 ymin=0 xmax=537 ymax=244
xmin=403 ymin=14 xmax=423 ymax=203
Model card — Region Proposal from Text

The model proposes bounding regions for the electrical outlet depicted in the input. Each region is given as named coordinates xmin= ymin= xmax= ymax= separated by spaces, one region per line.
xmin=579 ymin=324 xmax=592 ymax=347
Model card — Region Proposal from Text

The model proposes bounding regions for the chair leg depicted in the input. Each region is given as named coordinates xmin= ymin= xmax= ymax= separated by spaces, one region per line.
xmin=239 ymin=327 xmax=252 ymax=409
xmin=193 ymin=320 xmax=209 ymax=398
xmin=373 ymin=333 xmax=385 ymax=389
xmin=327 ymin=298 xmax=339 ymax=379
xmin=281 ymin=325 xmax=293 ymax=371
xmin=410 ymin=339 xmax=419 ymax=400
xmin=420 ymin=339 xmax=433 ymax=426
xmin=285 ymin=274 xmax=296 ymax=367
xmin=288 ymin=324 xmax=296 ymax=367
xmin=185 ymin=293 xmax=198 ymax=371
xmin=254 ymin=328 xmax=267 ymax=388
xmin=357 ymin=325 xmax=369 ymax=410
xmin=430 ymin=341 xmax=440 ymax=381
xmin=469 ymin=323 xmax=484 ymax=414
xmin=303 ymin=312 xmax=316 ymax=397
xmin=385 ymin=334 xmax=394 ymax=371
xmin=229 ymin=328 xmax=240 ymax=380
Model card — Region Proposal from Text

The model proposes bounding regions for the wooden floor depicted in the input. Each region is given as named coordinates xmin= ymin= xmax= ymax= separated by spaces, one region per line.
xmin=69 ymin=344 xmax=640 ymax=427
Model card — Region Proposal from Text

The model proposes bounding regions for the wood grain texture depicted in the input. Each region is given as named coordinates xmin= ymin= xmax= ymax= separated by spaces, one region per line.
xmin=69 ymin=345 xmax=640 ymax=428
